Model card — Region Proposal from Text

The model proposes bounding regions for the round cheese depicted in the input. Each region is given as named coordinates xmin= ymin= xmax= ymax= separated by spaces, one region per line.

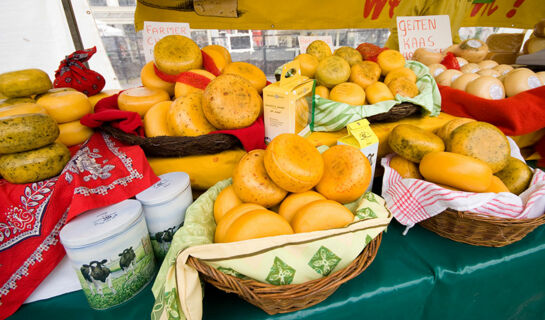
xmin=435 ymin=69 xmax=463 ymax=86
xmin=278 ymin=191 xmax=326 ymax=223
xmin=168 ymin=92 xmax=216 ymax=136
xmin=451 ymin=73 xmax=480 ymax=91
xmin=141 ymin=61 xmax=175 ymax=96
xmin=492 ymin=64 xmax=514 ymax=76
xmin=202 ymin=46 xmax=228 ymax=73
xmin=477 ymin=69 xmax=500 ymax=78
xmin=294 ymin=53 xmax=319 ymax=78
xmin=349 ymin=61 xmax=381 ymax=89
xmin=222 ymin=209 xmax=293 ymax=242
xmin=118 ymin=87 xmax=170 ymax=117
xmin=477 ymin=60 xmax=499 ymax=70
xmin=153 ymin=35 xmax=202 ymax=75
xmin=388 ymin=78 xmax=419 ymax=98
xmin=0 ymin=103 xmax=47 ymax=118
xmin=428 ymin=64 xmax=447 ymax=78
xmin=503 ymin=68 xmax=541 ymax=97
xmin=365 ymin=81 xmax=394 ymax=104
xmin=456 ymin=57 xmax=468 ymax=67
xmin=174 ymin=69 xmax=215 ymax=99
xmin=329 ymin=82 xmax=366 ymax=106
xmin=333 ymin=46 xmax=363 ymax=66
xmin=315 ymin=85 xmax=329 ymax=99
xmin=466 ymin=76 xmax=505 ymax=100
xmin=223 ymin=62 xmax=267 ymax=94
xmin=213 ymin=185 xmax=243 ymax=223
xmin=290 ymin=200 xmax=354 ymax=233
xmin=36 ymin=91 xmax=92 ymax=123
xmin=214 ymin=203 xmax=265 ymax=242
xmin=57 ymin=120 xmax=94 ymax=147
xmin=377 ymin=49 xmax=406 ymax=76
xmin=88 ymin=90 xmax=119 ymax=111
xmin=460 ymin=63 xmax=480 ymax=74
xmin=384 ymin=67 xmax=417 ymax=85
xmin=144 ymin=100 xmax=174 ymax=137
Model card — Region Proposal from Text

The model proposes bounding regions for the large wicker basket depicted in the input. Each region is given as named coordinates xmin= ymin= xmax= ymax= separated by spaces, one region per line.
xmin=186 ymin=233 xmax=383 ymax=315
xmin=419 ymin=209 xmax=545 ymax=247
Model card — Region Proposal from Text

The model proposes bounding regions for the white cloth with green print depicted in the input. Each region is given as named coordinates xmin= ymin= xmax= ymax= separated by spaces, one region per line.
xmin=311 ymin=60 xmax=441 ymax=132
xmin=151 ymin=179 xmax=391 ymax=320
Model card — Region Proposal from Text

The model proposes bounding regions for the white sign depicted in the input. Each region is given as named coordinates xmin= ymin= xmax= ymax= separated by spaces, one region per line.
xmin=143 ymin=21 xmax=191 ymax=63
xmin=396 ymin=15 xmax=452 ymax=60
xmin=298 ymin=36 xmax=334 ymax=54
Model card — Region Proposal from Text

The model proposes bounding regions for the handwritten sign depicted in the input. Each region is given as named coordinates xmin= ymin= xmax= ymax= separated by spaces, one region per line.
xmin=396 ymin=15 xmax=452 ymax=60
xmin=298 ymin=36 xmax=334 ymax=54
xmin=143 ymin=21 xmax=191 ymax=62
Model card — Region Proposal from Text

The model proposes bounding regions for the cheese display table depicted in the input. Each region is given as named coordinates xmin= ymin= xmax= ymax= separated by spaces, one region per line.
xmin=9 ymin=220 xmax=545 ymax=320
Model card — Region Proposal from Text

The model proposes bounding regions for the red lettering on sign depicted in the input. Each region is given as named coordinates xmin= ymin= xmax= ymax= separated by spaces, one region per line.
xmin=429 ymin=19 xmax=436 ymax=30
xmin=363 ymin=0 xmax=388 ymax=20
xmin=506 ymin=0 xmax=525 ymax=18
xmin=388 ymin=0 xmax=401 ymax=18
xmin=471 ymin=1 xmax=499 ymax=17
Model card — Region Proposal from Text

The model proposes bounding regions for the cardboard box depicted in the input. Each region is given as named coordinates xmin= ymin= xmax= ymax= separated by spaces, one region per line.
xmin=263 ymin=61 xmax=315 ymax=144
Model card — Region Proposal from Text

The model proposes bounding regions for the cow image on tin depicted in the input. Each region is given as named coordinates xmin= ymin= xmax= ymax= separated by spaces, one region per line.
xmin=80 ymin=259 xmax=116 ymax=297
xmin=119 ymin=247 xmax=136 ymax=277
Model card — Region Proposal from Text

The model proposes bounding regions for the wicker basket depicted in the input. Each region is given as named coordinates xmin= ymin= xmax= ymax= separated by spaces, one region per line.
xmin=419 ymin=209 xmax=545 ymax=247
xmin=187 ymin=233 xmax=383 ymax=315
xmin=366 ymin=102 xmax=420 ymax=123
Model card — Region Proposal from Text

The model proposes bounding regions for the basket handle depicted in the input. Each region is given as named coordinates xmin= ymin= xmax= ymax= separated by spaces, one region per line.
xmin=279 ymin=60 xmax=302 ymax=84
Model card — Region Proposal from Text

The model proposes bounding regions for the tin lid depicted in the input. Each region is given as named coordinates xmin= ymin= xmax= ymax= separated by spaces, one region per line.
xmin=59 ymin=199 xmax=143 ymax=248
xmin=135 ymin=172 xmax=190 ymax=206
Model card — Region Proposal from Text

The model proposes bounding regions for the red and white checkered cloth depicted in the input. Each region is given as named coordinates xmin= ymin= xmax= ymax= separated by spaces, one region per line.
xmin=381 ymin=142 xmax=545 ymax=230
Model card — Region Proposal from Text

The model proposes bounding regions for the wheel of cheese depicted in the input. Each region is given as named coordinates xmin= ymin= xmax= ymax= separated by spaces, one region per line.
xmin=223 ymin=62 xmax=267 ymax=94
xmin=384 ymin=67 xmax=417 ymax=85
xmin=349 ymin=61 xmax=381 ymax=89
xmin=213 ymin=185 xmax=243 ymax=223
xmin=203 ymin=45 xmax=231 ymax=64
xmin=377 ymin=49 xmax=405 ymax=76
xmin=460 ymin=63 xmax=480 ymax=74
xmin=482 ymin=175 xmax=510 ymax=193
xmin=329 ymin=82 xmax=366 ymax=106
xmin=88 ymin=90 xmax=119 ymax=110
xmin=306 ymin=40 xmax=332 ymax=61
xmin=264 ymin=133 xmax=324 ymax=193
xmin=435 ymin=117 xmax=476 ymax=145
xmin=435 ymin=69 xmax=463 ymax=86
xmin=174 ymin=69 xmax=216 ymax=99
xmin=493 ymin=64 xmax=514 ymax=76
xmin=141 ymin=61 xmax=175 ymax=96
xmin=222 ymin=209 xmax=293 ymax=242
xmin=202 ymin=74 xmax=262 ymax=129
xmin=451 ymin=73 xmax=480 ymax=91
xmin=56 ymin=120 xmax=94 ymax=147
xmin=278 ymin=191 xmax=326 ymax=223
xmin=0 ymin=103 xmax=47 ymax=118
xmin=476 ymin=69 xmax=500 ymax=78
xmin=315 ymin=85 xmax=329 ymax=99
xmin=334 ymin=46 xmax=363 ymax=66
xmin=536 ymin=71 xmax=545 ymax=87
xmin=456 ymin=57 xmax=468 ymax=67
xmin=294 ymin=53 xmax=319 ymax=78
xmin=202 ymin=46 xmax=228 ymax=73
xmin=466 ymin=76 xmax=505 ymax=100
xmin=316 ymin=145 xmax=372 ymax=203
xmin=144 ymin=100 xmax=173 ymax=137
xmin=35 ymin=87 xmax=76 ymax=100
xmin=295 ymin=98 xmax=309 ymax=134
xmin=503 ymin=68 xmax=541 ymax=97
xmin=232 ymin=149 xmax=288 ymax=208
xmin=412 ymin=48 xmax=443 ymax=66
xmin=36 ymin=91 xmax=92 ymax=123
xmin=365 ymin=82 xmax=394 ymax=104
xmin=290 ymin=200 xmax=354 ymax=233
xmin=387 ymin=78 xmax=419 ymax=98
xmin=168 ymin=92 xmax=216 ymax=136
xmin=389 ymin=155 xmax=422 ymax=179
xmin=118 ymin=87 xmax=170 ymax=117
xmin=153 ymin=35 xmax=203 ymax=75
xmin=495 ymin=156 xmax=533 ymax=195
xmin=214 ymin=203 xmax=265 ymax=242
xmin=315 ymin=56 xmax=351 ymax=88
xmin=477 ymin=60 xmax=499 ymax=70
xmin=427 ymin=64 xmax=447 ymax=78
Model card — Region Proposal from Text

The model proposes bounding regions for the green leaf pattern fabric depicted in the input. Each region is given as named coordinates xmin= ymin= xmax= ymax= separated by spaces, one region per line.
xmin=266 ymin=257 xmax=296 ymax=285
xmin=309 ymin=246 xmax=342 ymax=276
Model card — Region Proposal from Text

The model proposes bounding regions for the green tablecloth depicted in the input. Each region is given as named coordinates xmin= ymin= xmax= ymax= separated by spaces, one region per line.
xmin=9 ymin=221 xmax=545 ymax=320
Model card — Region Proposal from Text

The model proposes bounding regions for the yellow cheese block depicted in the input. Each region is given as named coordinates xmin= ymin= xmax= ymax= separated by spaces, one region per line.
xmin=118 ymin=87 xmax=170 ymax=117
xmin=222 ymin=209 xmax=293 ymax=243
xmin=291 ymin=200 xmax=353 ymax=233
xmin=0 ymin=103 xmax=47 ymax=117
xmin=36 ymin=91 xmax=92 ymax=123
xmin=143 ymin=101 xmax=173 ymax=137
xmin=168 ymin=92 xmax=216 ymax=136
xmin=278 ymin=191 xmax=325 ymax=223
xmin=88 ymin=89 xmax=120 ymax=111
xmin=148 ymin=149 xmax=246 ymax=190
xmin=141 ymin=61 xmax=175 ymax=96
xmin=213 ymin=185 xmax=243 ymax=223
xmin=174 ymin=69 xmax=216 ymax=99
xmin=56 ymin=120 xmax=94 ymax=147
xmin=214 ymin=203 xmax=265 ymax=243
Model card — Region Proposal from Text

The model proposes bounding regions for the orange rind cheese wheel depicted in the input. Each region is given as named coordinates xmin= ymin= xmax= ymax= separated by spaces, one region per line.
xmin=168 ymin=92 xmax=216 ymax=136
xmin=384 ymin=67 xmax=417 ymax=85
xmin=315 ymin=56 xmax=351 ymax=88
xmin=144 ymin=101 xmax=173 ymax=137
xmin=222 ymin=209 xmax=293 ymax=242
xmin=329 ymin=82 xmax=366 ymax=106
xmin=294 ymin=53 xmax=319 ymax=78
xmin=377 ymin=49 xmax=405 ymax=76
xmin=153 ymin=35 xmax=202 ymax=75
xmin=214 ymin=203 xmax=265 ymax=242
xmin=387 ymin=78 xmax=419 ymax=98
xmin=223 ymin=62 xmax=267 ymax=94
xmin=141 ymin=61 xmax=175 ymax=96
xmin=365 ymin=82 xmax=394 ymax=104
xmin=203 ymin=45 xmax=231 ymax=64
xmin=36 ymin=91 xmax=92 ymax=123
xmin=118 ymin=87 xmax=170 ymax=117
xmin=291 ymin=200 xmax=354 ymax=233
xmin=202 ymin=46 xmax=228 ymax=73
xmin=264 ymin=133 xmax=324 ymax=193
xmin=315 ymin=85 xmax=329 ymax=99
xmin=389 ymin=155 xmax=422 ymax=179
xmin=174 ymin=69 xmax=216 ymax=99
xmin=278 ymin=191 xmax=326 ymax=223
xmin=350 ymin=61 xmax=381 ymax=89
xmin=56 ymin=120 xmax=94 ymax=147
xmin=213 ymin=185 xmax=243 ymax=223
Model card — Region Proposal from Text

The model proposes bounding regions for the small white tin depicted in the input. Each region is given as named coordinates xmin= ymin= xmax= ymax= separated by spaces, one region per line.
xmin=136 ymin=172 xmax=193 ymax=259
xmin=59 ymin=199 xmax=155 ymax=310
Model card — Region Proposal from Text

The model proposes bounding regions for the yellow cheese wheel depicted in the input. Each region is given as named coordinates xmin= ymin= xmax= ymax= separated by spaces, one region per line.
xmin=36 ymin=91 xmax=92 ymax=123
xmin=232 ymin=149 xmax=288 ymax=207
xmin=214 ymin=203 xmax=265 ymax=242
xmin=387 ymin=78 xmax=419 ymax=98
xmin=503 ymin=68 xmax=542 ymax=97
xmin=0 ymin=97 xmax=35 ymax=108
xmin=295 ymin=97 xmax=309 ymax=134
xmin=482 ymin=175 xmax=510 ymax=193
xmin=411 ymin=48 xmax=443 ymax=66
xmin=456 ymin=57 xmax=468 ymax=67
xmin=389 ymin=155 xmax=422 ymax=179
xmin=0 ymin=103 xmax=47 ymax=117
xmin=202 ymin=46 xmax=228 ymax=73
xmin=365 ymin=82 xmax=394 ymax=104
xmin=316 ymin=145 xmax=372 ymax=203
xmin=56 ymin=120 xmax=94 ymax=147
xmin=153 ymin=35 xmax=202 ymax=75
xmin=495 ymin=156 xmax=533 ymax=195
xmin=536 ymin=71 xmax=545 ymax=86
xmin=203 ymin=45 xmax=231 ymax=64
xmin=168 ymin=92 xmax=216 ymax=136
xmin=477 ymin=60 xmax=499 ymax=70
xmin=427 ymin=64 xmax=447 ymax=78
xmin=305 ymin=40 xmax=332 ymax=61
xmin=329 ymin=82 xmax=366 ymax=106
xmin=388 ymin=124 xmax=445 ymax=163
xmin=451 ymin=73 xmax=480 ymax=91
xmin=315 ymin=56 xmax=351 ymax=88
xmin=294 ymin=53 xmax=319 ymax=78
xmin=291 ymin=200 xmax=353 ymax=233
xmin=278 ymin=191 xmax=326 ymax=223
xmin=456 ymin=39 xmax=489 ymax=63
xmin=35 ymin=87 xmax=76 ymax=100
xmin=435 ymin=117 xmax=476 ymax=144
xmin=118 ymin=87 xmax=170 ymax=117
xmin=476 ymin=69 xmax=500 ymax=78
xmin=435 ymin=69 xmax=463 ymax=86
xmin=460 ymin=63 xmax=480 ymax=74
xmin=148 ymin=149 xmax=246 ymax=190
xmin=174 ymin=69 xmax=216 ymax=99
xmin=144 ymin=101 xmax=173 ymax=137
xmin=222 ymin=209 xmax=293 ymax=242
xmin=377 ymin=49 xmax=405 ymax=76
xmin=213 ymin=185 xmax=243 ymax=223
xmin=419 ymin=151 xmax=493 ymax=192
xmin=466 ymin=76 xmax=505 ymax=100
xmin=264 ymin=133 xmax=324 ymax=193
xmin=223 ymin=62 xmax=267 ymax=94
xmin=349 ymin=61 xmax=381 ymax=89
xmin=384 ymin=67 xmax=417 ymax=86
xmin=315 ymin=85 xmax=329 ymax=99
xmin=333 ymin=46 xmax=363 ymax=66
xmin=141 ymin=61 xmax=175 ymax=96
xmin=88 ymin=90 xmax=119 ymax=111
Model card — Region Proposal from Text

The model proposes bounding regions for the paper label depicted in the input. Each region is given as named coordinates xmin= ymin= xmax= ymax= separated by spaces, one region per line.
xmin=528 ymin=76 xmax=541 ymax=89
xmin=298 ymin=36 xmax=334 ymax=54
xmin=396 ymin=15 xmax=452 ymax=60
xmin=143 ymin=21 xmax=191 ymax=63
xmin=489 ymin=84 xmax=504 ymax=100
xmin=346 ymin=119 xmax=379 ymax=148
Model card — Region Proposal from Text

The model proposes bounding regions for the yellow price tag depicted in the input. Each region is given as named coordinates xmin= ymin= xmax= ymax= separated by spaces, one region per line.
xmin=346 ymin=119 xmax=379 ymax=148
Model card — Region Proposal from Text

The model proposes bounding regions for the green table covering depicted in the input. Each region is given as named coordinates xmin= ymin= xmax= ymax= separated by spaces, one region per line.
xmin=9 ymin=221 xmax=545 ymax=320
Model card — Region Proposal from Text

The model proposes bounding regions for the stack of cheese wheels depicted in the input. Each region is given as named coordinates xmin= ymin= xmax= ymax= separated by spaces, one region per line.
xmin=212 ymin=133 xmax=374 ymax=243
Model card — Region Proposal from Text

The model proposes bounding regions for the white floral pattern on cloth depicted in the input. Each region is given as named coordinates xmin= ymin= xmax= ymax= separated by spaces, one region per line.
xmin=0 ymin=180 xmax=56 ymax=251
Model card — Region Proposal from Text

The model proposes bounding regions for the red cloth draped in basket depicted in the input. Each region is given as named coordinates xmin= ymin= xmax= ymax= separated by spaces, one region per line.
xmin=0 ymin=133 xmax=159 ymax=320
xmin=439 ymin=85 xmax=545 ymax=166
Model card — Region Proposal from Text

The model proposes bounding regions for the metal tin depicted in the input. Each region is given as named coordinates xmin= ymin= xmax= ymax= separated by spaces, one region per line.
xmin=135 ymin=172 xmax=193 ymax=259
xmin=59 ymin=199 xmax=156 ymax=310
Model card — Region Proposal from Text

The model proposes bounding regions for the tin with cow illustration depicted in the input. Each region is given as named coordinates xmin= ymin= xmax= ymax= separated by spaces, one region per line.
xmin=59 ymin=199 xmax=156 ymax=310
xmin=136 ymin=172 xmax=193 ymax=259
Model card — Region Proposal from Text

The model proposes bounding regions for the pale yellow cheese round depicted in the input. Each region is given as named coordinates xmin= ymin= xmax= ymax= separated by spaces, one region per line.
xmin=435 ymin=69 xmax=463 ymax=86
xmin=56 ymin=120 xmax=94 ymax=147
xmin=451 ymin=73 xmax=480 ymax=91
xmin=214 ymin=203 xmax=265 ymax=242
xmin=213 ymin=185 xmax=243 ymax=223
xmin=466 ymin=76 xmax=505 ymax=100
xmin=536 ymin=71 xmax=545 ymax=87
xmin=503 ymin=68 xmax=542 ymax=97
xmin=144 ymin=100 xmax=173 ymax=137
xmin=377 ymin=49 xmax=405 ymax=76
xmin=492 ymin=64 xmax=514 ymax=76
xmin=37 ymin=91 xmax=92 ymax=123
xmin=153 ymin=35 xmax=202 ymax=75
xmin=278 ymin=191 xmax=326 ymax=223
xmin=222 ymin=209 xmax=293 ymax=242
xmin=141 ymin=61 xmax=175 ymax=96
xmin=88 ymin=89 xmax=119 ymax=111
xmin=384 ymin=67 xmax=417 ymax=85
xmin=291 ymin=200 xmax=353 ymax=233
xmin=460 ymin=63 xmax=480 ymax=74
xmin=118 ymin=87 xmax=170 ymax=117
xmin=427 ymin=64 xmax=447 ymax=78
xmin=456 ymin=57 xmax=468 ymax=67
xmin=329 ymin=82 xmax=366 ymax=106
xmin=167 ymin=92 xmax=216 ymax=136
xmin=477 ymin=69 xmax=500 ymax=78
xmin=477 ymin=60 xmax=499 ymax=70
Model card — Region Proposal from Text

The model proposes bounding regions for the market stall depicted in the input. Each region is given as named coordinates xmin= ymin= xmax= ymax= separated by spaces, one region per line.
xmin=2 ymin=0 xmax=545 ymax=319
